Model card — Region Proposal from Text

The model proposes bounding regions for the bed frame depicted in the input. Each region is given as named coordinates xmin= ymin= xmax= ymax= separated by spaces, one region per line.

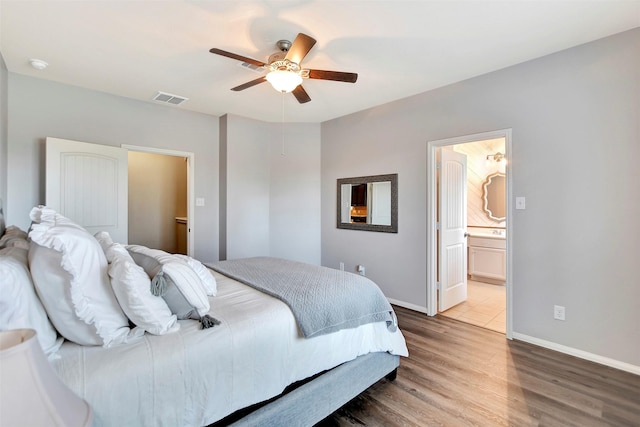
xmin=209 ymin=352 xmax=399 ymax=427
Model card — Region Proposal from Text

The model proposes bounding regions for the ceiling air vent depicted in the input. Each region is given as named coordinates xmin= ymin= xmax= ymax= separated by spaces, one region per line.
xmin=152 ymin=91 xmax=189 ymax=105
xmin=238 ymin=62 xmax=264 ymax=74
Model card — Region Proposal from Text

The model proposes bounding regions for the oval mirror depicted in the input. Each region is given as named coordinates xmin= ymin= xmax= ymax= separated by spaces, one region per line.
xmin=482 ymin=172 xmax=506 ymax=221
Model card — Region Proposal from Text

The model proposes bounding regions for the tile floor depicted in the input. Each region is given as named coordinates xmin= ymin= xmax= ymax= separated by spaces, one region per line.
xmin=438 ymin=279 xmax=506 ymax=334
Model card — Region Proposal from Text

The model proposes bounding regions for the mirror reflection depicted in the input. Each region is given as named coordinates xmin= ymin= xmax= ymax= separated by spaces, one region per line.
xmin=482 ymin=172 xmax=506 ymax=221
xmin=337 ymin=174 xmax=398 ymax=233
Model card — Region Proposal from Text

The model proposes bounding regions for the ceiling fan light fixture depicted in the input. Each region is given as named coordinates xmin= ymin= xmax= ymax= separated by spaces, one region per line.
xmin=210 ymin=33 xmax=355 ymax=103
xmin=266 ymin=69 xmax=302 ymax=93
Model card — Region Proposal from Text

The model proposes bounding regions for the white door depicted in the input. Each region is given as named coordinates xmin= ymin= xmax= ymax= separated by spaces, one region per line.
xmin=438 ymin=149 xmax=468 ymax=311
xmin=46 ymin=137 xmax=128 ymax=243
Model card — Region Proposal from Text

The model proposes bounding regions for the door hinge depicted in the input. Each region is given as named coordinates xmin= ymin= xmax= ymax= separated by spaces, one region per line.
xmin=436 ymin=282 xmax=441 ymax=291
xmin=436 ymin=162 xmax=441 ymax=170
xmin=436 ymin=222 xmax=441 ymax=230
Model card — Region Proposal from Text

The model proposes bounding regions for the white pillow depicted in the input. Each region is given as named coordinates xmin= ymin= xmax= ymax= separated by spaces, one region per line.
xmin=0 ymin=246 xmax=63 ymax=357
xmin=95 ymin=233 xmax=179 ymax=335
xmin=126 ymin=245 xmax=210 ymax=320
xmin=28 ymin=206 xmax=141 ymax=347
xmin=173 ymin=254 xmax=217 ymax=296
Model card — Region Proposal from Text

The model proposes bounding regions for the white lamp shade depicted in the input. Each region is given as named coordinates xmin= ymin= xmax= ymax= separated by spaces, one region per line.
xmin=266 ymin=70 xmax=303 ymax=93
xmin=0 ymin=329 xmax=93 ymax=427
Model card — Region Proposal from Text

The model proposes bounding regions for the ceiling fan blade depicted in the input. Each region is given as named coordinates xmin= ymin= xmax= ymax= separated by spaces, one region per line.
xmin=285 ymin=33 xmax=317 ymax=65
xmin=292 ymin=85 xmax=311 ymax=104
xmin=307 ymin=69 xmax=358 ymax=83
xmin=231 ymin=76 xmax=267 ymax=91
xmin=209 ymin=48 xmax=266 ymax=68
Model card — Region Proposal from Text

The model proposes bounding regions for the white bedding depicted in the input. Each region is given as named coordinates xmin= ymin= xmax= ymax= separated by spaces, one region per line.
xmin=52 ymin=270 xmax=408 ymax=427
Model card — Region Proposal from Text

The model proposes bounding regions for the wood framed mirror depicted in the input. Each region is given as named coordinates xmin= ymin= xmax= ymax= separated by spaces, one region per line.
xmin=336 ymin=174 xmax=398 ymax=233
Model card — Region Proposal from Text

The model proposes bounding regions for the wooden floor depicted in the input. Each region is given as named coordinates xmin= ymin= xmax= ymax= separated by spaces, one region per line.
xmin=317 ymin=306 xmax=640 ymax=427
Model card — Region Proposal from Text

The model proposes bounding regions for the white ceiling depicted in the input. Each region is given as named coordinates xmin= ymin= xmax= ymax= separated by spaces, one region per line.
xmin=1 ymin=1 xmax=638 ymax=123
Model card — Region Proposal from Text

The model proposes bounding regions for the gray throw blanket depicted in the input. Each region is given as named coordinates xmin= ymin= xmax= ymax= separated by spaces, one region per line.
xmin=207 ymin=257 xmax=397 ymax=338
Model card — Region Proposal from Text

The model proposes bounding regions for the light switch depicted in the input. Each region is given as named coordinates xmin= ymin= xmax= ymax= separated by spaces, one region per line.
xmin=515 ymin=197 xmax=526 ymax=210
xmin=196 ymin=198 xmax=205 ymax=207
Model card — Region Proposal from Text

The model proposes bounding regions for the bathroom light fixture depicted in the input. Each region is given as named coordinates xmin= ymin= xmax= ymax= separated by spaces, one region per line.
xmin=486 ymin=152 xmax=505 ymax=162
xmin=29 ymin=59 xmax=48 ymax=70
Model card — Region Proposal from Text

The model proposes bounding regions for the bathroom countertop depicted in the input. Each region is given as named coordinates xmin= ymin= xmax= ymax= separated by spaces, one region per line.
xmin=468 ymin=231 xmax=505 ymax=240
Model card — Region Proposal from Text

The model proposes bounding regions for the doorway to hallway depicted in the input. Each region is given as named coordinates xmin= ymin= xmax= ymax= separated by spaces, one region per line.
xmin=123 ymin=144 xmax=195 ymax=256
xmin=128 ymin=151 xmax=188 ymax=254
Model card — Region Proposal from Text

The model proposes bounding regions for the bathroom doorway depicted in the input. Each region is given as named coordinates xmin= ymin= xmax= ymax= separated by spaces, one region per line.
xmin=426 ymin=129 xmax=512 ymax=337
xmin=124 ymin=145 xmax=194 ymax=256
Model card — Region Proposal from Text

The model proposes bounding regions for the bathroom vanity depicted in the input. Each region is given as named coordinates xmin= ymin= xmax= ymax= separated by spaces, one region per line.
xmin=467 ymin=170 xmax=507 ymax=285
xmin=468 ymin=233 xmax=506 ymax=284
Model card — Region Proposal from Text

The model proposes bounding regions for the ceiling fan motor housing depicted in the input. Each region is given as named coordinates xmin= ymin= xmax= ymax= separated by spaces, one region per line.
xmin=276 ymin=39 xmax=292 ymax=52
xmin=269 ymin=59 xmax=301 ymax=73
xmin=268 ymin=51 xmax=287 ymax=65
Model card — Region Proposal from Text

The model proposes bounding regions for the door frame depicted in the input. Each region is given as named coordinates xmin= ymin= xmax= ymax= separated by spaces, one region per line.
xmin=426 ymin=129 xmax=513 ymax=339
xmin=122 ymin=144 xmax=195 ymax=256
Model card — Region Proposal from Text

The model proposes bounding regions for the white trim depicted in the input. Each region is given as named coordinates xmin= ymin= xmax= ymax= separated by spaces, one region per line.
xmin=387 ymin=298 xmax=428 ymax=314
xmin=121 ymin=144 xmax=195 ymax=256
xmin=505 ymin=132 xmax=513 ymax=340
xmin=512 ymin=332 xmax=640 ymax=376
xmin=426 ymin=129 xmax=513 ymax=339
xmin=426 ymin=141 xmax=438 ymax=316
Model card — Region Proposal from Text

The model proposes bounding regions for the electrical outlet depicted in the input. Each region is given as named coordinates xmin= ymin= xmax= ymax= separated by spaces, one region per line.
xmin=357 ymin=265 xmax=365 ymax=276
xmin=339 ymin=262 xmax=344 ymax=271
xmin=553 ymin=305 xmax=566 ymax=321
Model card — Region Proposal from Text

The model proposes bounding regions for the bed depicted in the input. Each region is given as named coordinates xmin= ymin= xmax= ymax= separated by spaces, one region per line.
xmin=0 ymin=207 xmax=408 ymax=427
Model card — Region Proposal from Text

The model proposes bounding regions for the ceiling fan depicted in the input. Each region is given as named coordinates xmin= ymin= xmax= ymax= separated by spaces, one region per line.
xmin=209 ymin=33 xmax=357 ymax=104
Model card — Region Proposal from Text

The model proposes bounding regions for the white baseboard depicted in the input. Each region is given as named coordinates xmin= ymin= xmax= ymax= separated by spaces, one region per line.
xmin=387 ymin=298 xmax=428 ymax=314
xmin=512 ymin=332 xmax=640 ymax=376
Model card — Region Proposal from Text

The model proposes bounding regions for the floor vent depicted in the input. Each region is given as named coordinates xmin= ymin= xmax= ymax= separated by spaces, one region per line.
xmin=238 ymin=62 xmax=265 ymax=73
xmin=152 ymin=91 xmax=189 ymax=105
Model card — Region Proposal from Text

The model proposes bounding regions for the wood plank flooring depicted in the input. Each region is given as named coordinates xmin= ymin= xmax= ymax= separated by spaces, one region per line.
xmin=317 ymin=306 xmax=640 ymax=427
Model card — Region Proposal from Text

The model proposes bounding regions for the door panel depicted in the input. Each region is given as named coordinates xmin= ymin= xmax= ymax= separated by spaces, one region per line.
xmin=438 ymin=149 xmax=468 ymax=311
xmin=46 ymin=137 xmax=128 ymax=243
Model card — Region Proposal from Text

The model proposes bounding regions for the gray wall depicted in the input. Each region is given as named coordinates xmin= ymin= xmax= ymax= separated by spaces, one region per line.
xmin=269 ymin=122 xmax=321 ymax=264
xmin=6 ymin=74 xmax=219 ymax=262
xmin=321 ymin=28 xmax=640 ymax=366
xmin=221 ymin=114 xmax=321 ymax=264
xmin=4 ymin=75 xmax=321 ymax=265
xmin=223 ymin=114 xmax=271 ymax=259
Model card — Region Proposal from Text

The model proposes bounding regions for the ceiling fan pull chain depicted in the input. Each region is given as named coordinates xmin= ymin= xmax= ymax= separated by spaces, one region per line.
xmin=281 ymin=93 xmax=286 ymax=156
